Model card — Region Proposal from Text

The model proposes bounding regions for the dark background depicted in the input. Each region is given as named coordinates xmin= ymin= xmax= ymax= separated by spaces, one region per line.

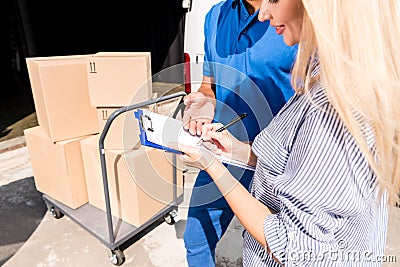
xmin=0 ymin=2 xmax=188 ymax=263
xmin=1 ymin=0 xmax=187 ymax=141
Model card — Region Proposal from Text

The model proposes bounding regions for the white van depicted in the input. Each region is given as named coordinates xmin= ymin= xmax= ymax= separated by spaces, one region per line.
xmin=183 ymin=0 xmax=222 ymax=93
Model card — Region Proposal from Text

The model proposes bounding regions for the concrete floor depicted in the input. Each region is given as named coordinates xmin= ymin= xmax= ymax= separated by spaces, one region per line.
xmin=1 ymin=139 xmax=399 ymax=267
xmin=0 ymin=142 xmax=244 ymax=267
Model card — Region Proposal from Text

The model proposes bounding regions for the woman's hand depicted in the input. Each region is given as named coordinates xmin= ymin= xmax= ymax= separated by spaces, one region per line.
xmin=200 ymin=123 xmax=254 ymax=166
xmin=174 ymin=142 xmax=219 ymax=171
xmin=170 ymin=122 xmax=256 ymax=170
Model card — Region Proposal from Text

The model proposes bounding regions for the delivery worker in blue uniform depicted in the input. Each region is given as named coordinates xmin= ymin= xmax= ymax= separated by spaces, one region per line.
xmin=182 ymin=0 xmax=298 ymax=266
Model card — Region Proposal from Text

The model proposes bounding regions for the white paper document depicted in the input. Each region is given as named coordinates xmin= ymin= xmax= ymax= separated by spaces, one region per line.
xmin=137 ymin=109 xmax=255 ymax=171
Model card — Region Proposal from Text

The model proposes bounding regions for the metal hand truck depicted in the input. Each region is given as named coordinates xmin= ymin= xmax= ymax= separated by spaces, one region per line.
xmin=42 ymin=91 xmax=186 ymax=265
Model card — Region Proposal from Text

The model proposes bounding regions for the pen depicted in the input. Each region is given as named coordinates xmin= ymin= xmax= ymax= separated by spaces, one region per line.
xmin=197 ymin=113 xmax=248 ymax=145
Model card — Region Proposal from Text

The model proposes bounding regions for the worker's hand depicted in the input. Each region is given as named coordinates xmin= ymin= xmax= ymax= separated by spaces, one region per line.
xmin=182 ymin=92 xmax=215 ymax=136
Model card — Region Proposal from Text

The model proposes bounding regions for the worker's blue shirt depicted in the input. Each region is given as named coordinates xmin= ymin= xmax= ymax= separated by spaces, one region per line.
xmin=203 ymin=0 xmax=297 ymax=141
xmin=192 ymin=0 xmax=298 ymax=208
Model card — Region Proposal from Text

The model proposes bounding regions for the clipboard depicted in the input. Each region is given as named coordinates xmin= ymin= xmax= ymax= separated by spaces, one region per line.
xmin=134 ymin=109 xmax=183 ymax=154
xmin=134 ymin=109 xmax=256 ymax=171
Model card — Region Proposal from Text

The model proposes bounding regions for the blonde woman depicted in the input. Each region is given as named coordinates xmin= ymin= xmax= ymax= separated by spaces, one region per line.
xmin=174 ymin=0 xmax=400 ymax=266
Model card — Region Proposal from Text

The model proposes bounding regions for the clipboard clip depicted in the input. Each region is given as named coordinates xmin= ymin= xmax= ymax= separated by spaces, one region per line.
xmin=139 ymin=114 xmax=154 ymax=132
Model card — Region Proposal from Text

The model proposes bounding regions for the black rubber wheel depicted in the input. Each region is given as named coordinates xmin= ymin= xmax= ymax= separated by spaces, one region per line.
xmin=49 ymin=206 xmax=64 ymax=219
xmin=110 ymin=249 xmax=125 ymax=266
xmin=163 ymin=213 xmax=175 ymax=225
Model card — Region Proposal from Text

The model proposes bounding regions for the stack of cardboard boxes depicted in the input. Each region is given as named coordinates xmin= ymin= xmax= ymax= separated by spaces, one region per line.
xmin=24 ymin=52 xmax=184 ymax=227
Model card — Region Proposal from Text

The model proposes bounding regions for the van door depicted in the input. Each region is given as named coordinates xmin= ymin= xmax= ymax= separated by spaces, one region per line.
xmin=183 ymin=0 xmax=221 ymax=92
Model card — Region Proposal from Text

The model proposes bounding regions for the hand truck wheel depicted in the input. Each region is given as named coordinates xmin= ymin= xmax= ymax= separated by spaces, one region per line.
xmin=49 ymin=206 xmax=64 ymax=219
xmin=109 ymin=248 xmax=125 ymax=266
xmin=163 ymin=209 xmax=180 ymax=225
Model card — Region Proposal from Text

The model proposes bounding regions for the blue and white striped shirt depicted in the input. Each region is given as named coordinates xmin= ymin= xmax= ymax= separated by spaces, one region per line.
xmin=243 ymin=65 xmax=388 ymax=266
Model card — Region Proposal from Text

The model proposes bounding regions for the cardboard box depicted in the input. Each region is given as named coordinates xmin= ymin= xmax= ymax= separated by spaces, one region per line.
xmin=95 ymin=103 xmax=176 ymax=151
xmin=87 ymin=52 xmax=152 ymax=107
xmin=24 ymin=126 xmax=89 ymax=209
xmin=150 ymin=82 xmax=185 ymax=118
xmin=80 ymin=134 xmax=183 ymax=227
xmin=96 ymin=107 xmax=142 ymax=150
xmin=152 ymin=97 xmax=183 ymax=118
xmin=26 ymin=55 xmax=99 ymax=142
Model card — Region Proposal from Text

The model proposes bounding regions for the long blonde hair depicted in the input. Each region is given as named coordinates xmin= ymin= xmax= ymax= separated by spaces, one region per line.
xmin=292 ymin=0 xmax=400 ymax=203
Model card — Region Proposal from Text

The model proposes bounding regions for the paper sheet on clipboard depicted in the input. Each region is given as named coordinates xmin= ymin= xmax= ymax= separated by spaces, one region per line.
xmin=134 ymin=109 xmax=255 ymax=171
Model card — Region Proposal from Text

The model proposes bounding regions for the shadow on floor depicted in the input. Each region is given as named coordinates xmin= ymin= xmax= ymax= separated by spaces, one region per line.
xmin=0 ymin=177 xmax=46 ymax=265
